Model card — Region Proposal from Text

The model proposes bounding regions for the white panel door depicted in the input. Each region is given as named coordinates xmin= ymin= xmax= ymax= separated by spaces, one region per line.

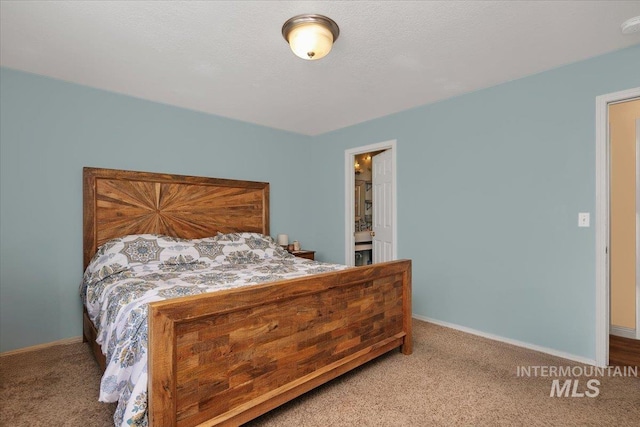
xmin=372 ymin=150 xmax=393 ymax=263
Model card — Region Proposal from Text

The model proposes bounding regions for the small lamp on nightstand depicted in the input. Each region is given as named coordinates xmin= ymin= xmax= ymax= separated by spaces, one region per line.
xmin=277 ymin=234 xmax=289 ymax=247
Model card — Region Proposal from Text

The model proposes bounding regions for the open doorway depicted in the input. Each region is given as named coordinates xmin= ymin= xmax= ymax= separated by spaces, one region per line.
xmin=353 ymin=150 xmax=384 ymax=266
xmin=595 ymin=87 xmax=640 ymax=367
xmin=344 ymin=140 xmax=397 ymax=266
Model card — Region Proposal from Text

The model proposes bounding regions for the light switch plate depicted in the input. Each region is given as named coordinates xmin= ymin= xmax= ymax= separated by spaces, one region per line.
xmin=578 ymin=212 xmax=590 ymax=227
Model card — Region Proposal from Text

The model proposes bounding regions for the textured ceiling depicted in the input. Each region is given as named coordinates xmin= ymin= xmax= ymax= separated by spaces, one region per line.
xmin=1 ymin=1 xmax=640 ymax=136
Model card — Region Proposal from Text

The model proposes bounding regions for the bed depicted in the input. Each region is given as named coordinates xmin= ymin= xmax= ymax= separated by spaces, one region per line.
xmin=82 ymin=167 xmax=412 ymax=426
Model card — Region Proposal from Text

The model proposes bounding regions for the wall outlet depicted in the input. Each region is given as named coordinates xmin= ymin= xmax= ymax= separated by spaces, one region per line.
xmin=578 ymin=212 xmax=590 ymax=227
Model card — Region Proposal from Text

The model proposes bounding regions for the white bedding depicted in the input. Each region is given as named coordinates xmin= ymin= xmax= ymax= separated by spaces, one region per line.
xmin=81 ymin=233 xmax=346 ymax=426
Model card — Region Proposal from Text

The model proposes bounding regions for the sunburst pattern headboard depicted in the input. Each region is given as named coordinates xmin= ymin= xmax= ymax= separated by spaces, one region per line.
xmin=83 ymin=167 xmax=269 ymax=268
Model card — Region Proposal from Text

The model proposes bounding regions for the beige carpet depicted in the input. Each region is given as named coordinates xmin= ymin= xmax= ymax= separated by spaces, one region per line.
xmin=1 ymin=320 xmax=638 ymax=426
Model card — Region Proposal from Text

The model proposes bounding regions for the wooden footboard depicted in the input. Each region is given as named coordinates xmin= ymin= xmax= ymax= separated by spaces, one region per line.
xmin=148 ymin=259 xmax=412 ymax=427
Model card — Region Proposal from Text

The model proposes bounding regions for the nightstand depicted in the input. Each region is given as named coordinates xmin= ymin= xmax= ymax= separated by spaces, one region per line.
xmin=290 ymin=250 xmax=315 ymax=260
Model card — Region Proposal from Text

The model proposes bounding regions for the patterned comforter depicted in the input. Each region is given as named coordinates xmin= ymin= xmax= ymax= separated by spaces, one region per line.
xmin=81 ymin=233 xmax=346 ymax=427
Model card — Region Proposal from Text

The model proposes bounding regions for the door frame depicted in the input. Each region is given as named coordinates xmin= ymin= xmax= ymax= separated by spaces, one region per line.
xmin=344 ymin=140 xmax=397 ymax=266
xmin=636 ymin=118 xmax=640 ymax=339
xmin=595 ymin=87 xmax=640 ymax=366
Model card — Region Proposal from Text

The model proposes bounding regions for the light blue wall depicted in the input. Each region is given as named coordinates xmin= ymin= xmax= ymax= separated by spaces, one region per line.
xmin=2 ymin=45 xmax=639 ymax=358
xmin=0 ymin=68 xmax=314 ymax=352
xmin=310 ymin=45 xmax=640 ymax=360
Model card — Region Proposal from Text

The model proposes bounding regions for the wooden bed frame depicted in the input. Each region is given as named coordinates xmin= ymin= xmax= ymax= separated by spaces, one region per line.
xmin=82 ymin=167 xmax=412 ymax=427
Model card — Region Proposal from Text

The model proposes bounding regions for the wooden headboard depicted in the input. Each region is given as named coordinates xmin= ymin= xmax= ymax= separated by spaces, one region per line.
xmin=83 ymin=167 xmax=269 ymax=269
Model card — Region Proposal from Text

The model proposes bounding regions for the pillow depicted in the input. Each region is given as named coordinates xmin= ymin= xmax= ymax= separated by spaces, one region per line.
xmin=214 ymin=232 xmax=292 ymax=263
xmin=83 ymin=234 xmax=205 ymax=286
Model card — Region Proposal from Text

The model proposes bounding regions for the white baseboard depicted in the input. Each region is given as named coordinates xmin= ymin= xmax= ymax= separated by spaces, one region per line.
xmin=0 ymin=336 xmax=83 ymax=357
xmin=413 ymin=314 xmax=597 ymax=366
xmin=610 ymin=325 xmax=637 ymax=339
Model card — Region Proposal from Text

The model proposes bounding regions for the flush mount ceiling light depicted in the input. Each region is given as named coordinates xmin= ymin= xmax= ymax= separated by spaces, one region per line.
xmin=621 ymin=16 xmax=640 ymax=34
xmin=282 ymin=14 xmax=340 ymax=60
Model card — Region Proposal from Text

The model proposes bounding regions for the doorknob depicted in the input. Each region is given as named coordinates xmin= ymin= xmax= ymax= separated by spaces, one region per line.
xmin=370 ymin=231 xmax=375 ymax=237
